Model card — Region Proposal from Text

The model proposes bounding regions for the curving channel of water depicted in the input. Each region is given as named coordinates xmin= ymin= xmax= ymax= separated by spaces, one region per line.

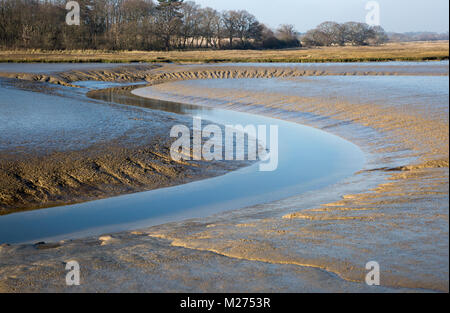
xmin=0 ymin=81 xmax=365 ymax=244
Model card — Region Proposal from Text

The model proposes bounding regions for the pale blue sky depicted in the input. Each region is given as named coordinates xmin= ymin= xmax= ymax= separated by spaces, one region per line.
xmin=194 ymin=0 xmax=449 ymax=33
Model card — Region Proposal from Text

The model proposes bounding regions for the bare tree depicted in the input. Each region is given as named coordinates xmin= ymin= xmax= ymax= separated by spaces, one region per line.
xmin=342 ymin=22 xmax=372 ymax=45
xmin=198 ymin=7 xmax=219 ymax=48
xmin=222 ymin=10 xmax=240 ymax=48
xmin=211 ymin=9 xmax=224 ymax=48
xmin=276 ymin=24 xmax=297 ymax=40
xmin=301 ymin=21 xmax=387 ymax=47
xmin=235 ymin=10 xmax=256 ymax=46
xmin=0 ymin=0 xmax=300 ymax=51
xmin=316 ymin=21 xmax=344 ymax=45
xmin=370 ymin=25 xmax=388 ymax=45
xmin=155 ymin=0 xmax=183 ymax=50
xmin=180 ymin=1 xmax=200 ymax=48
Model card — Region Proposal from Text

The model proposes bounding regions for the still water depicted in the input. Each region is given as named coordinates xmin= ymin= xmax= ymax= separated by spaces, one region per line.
xmin=0 ymin=79 xmax=151 ymax=153
xmin=0 ymin=79 xmax=364 ymax=244
xmin=0 ymin=63 xmax=142 ymax=73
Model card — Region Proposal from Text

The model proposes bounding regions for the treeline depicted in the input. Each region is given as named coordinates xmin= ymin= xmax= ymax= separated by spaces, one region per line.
xmin=388 ymin=32 xmax=449 ymax=42
xmin=300 ymin=21 xmax=388 ymax=47
xmin=0 ymin=0 xmax=300 ymax=50
xmin=0 ymin=0 xmax=411 ymax=51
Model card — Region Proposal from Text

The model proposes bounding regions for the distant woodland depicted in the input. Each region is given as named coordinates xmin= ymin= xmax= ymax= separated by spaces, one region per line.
xmin=0 ymin=0 xmax=445 ymax=51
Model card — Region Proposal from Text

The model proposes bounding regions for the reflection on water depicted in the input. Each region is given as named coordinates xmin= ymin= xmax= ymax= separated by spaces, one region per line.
xmin=88 ymin=86 xmax=213 ymax=116
xmin=73 ymin=81 xmax=146 ymax=90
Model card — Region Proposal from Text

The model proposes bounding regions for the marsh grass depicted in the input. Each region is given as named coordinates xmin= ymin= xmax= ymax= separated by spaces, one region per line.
xmin=0 ymin=41 xmax=448 ymax=64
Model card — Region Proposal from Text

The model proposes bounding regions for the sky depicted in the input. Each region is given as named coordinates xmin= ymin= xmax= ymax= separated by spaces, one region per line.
xmin=194 ymin=0 xmax=449 ymax=33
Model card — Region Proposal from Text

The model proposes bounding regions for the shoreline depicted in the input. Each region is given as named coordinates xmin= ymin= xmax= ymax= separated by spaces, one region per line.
xmin=0 ymin=62 xmax=448 ymax=292
xmin=0 ymin=41 xmax=448 ymax=64
xmin=1 ymin=56 xmax=447 ymax=64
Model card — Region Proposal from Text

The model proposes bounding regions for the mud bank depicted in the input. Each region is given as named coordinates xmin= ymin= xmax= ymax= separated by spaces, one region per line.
xmin=0 ymin=134 xmax=244 ymax=215
xmin=0 ymin=64 xmax=160 ymax=87
xmin=0 ymin=229 xmax=415 ymax=293
xmin=132 ymin=72 xmax=448 ymax=292
xmin=0 ymin=77 xmax=249 ymax=215
xmin=0 ymin=63 xmax=448 ymax=292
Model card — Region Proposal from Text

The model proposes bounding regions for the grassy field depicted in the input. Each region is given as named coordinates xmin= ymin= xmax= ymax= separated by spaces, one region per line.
xmin=0 ymin=41 xmax=448 ymax=64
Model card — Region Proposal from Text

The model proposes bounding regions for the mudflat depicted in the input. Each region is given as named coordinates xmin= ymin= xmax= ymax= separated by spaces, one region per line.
xmin=0 ymin=61 xmax=448 ymax=292
xmin=0 ymin=77 xmax=249 ymax=215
